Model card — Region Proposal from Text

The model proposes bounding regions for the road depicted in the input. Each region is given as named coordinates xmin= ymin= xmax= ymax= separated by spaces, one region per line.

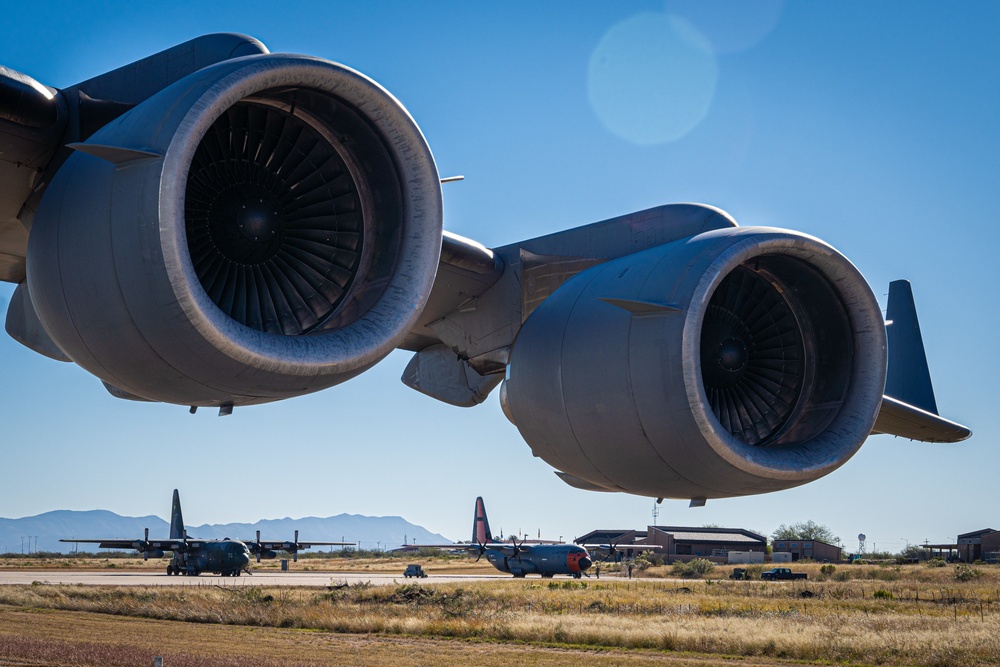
xmin=0 ymin=570 xmax=523 ymax=586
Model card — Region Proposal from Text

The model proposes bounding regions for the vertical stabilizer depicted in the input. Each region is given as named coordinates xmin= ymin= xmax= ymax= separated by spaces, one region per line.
xmin=885 ymin=280 xmax=939 ymax=414
xmin=472 ymin=497 xmax=493 ymax=544
xmin=169 ymin=489 xmax=185 ymax=540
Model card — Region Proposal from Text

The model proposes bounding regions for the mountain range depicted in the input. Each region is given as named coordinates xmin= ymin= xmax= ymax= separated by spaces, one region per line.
xmin=0 ymin=509 xmax=452 ymax=555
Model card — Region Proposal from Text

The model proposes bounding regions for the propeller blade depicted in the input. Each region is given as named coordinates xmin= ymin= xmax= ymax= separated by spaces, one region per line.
xmin=143 ymin=528 xmax=149 ymax=561
xmin=256 ymin=530 xmax=261 ymax=563
xmin=293 ymin=529 xmax=299 ymax=563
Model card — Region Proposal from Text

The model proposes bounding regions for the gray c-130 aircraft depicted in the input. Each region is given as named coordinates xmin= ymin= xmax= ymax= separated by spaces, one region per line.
xmin=61 ymin=489 xmax=352 ymax=576
xmin=1 ymin=34 xmax=970 ymax=505
xmin=416 ymin=497 xmax=593 ymax=578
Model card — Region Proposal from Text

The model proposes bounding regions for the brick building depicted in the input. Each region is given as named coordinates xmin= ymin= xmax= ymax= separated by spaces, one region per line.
xmin=957 ymin=529 xmax=1000 ymax=563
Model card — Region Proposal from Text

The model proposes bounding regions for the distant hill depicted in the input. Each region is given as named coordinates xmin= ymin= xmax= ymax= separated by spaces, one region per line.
xmin=0 ymin=509 xmax=452 ymax=555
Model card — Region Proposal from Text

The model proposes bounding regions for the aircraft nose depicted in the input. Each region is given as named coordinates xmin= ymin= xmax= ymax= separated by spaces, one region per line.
xmin=239 ymin=552 xmax=250 ymax=566
xmin=579 ymin=556 xmax=592 ymax=571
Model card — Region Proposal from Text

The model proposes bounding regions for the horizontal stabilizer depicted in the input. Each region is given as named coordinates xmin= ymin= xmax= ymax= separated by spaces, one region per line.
xmin=873 ymin=395 xmax=971 ymax=443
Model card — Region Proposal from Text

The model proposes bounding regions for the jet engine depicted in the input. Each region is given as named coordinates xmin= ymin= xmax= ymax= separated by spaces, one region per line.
xmin=501 ymin=226 xmax=888 ymax=500
xmin=26 ymin=54 xmax=442 ymax=407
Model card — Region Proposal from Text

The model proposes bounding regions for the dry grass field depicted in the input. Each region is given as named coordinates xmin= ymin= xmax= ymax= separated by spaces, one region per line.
xmin=0 ymin=553 xmax=496 ymax=575
xmin=2 ymin=560 xmax=1000 ymax=666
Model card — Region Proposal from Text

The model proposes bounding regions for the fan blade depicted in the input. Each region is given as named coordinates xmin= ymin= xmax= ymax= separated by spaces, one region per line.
xmin=701 ymin=265 xmax=804 ymax=445
xmin=185 ymin=101 xmax=364 ymax=336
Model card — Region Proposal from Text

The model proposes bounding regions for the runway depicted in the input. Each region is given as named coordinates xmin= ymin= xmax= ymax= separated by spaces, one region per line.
xmin=0 ymin=570 xmax=509 ymax=587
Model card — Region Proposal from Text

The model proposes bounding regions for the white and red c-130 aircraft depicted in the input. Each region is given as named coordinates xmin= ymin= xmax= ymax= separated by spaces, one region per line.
xmin=0 ymin=34 xmax=969 ymax=505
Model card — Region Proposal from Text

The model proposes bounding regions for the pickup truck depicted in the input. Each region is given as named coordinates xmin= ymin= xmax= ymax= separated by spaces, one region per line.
xmin=761 ymin=567 xmax=807 ymax=581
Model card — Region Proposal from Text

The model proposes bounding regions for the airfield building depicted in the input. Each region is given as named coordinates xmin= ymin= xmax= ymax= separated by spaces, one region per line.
xmin=957 ymin=528 xmax=1000 ymax=563
xmin=771 ymin=538 xmax=842 ymax=562
xmin=576 ymin=526 xmax=767 ymax=564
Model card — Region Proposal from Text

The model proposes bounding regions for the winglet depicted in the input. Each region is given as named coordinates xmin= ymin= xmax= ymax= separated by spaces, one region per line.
xmin=472 ymin=497 xmax=493 ymax=544
xmin=169 ymin=489 xmax=185 ymax=540
xmin=884 ymin=280 xmax=938 ymax=414
xmin=873 ymin=280 xmax=971 ymax=442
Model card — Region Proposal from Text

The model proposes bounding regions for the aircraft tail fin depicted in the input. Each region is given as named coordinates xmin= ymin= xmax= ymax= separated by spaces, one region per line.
xmin=872 ymin=280 xmax=971 ymax=443
xmin=169 ymin=489 xmax=185 ymax=540
xmin=884 ymin=280 xmax=938 ymax=414
xmin=472 ymin=496 xmax=493 ymax=544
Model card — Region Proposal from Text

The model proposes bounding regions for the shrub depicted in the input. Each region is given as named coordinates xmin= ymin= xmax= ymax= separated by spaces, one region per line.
xmin=820 ymin=564 xmax=836 ymax=576
xmin=926 ymin=558 xmax=947 ymax=568
xmin=872 ymin=589 xmax=893 ymax=599
xmin=671 ymin=559 xmax=716 ymax=579
xmin=954 ymin=564 xmax=983 ymax=582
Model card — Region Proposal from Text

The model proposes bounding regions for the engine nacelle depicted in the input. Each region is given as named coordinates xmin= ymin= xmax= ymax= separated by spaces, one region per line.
xmin=501 ymin=226 xmax=887 ymax=499
xmin=146 ymin=549 xmax=166 ymax=559
xmin=27 ymin=54 xmax=442 ymax=406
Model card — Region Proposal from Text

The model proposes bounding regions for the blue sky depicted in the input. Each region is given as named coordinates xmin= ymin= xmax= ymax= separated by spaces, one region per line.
xmin=1 ymin=1 xmax=996 ymax=553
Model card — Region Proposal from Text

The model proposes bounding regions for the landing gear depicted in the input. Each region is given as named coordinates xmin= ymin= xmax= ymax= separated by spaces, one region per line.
xmin=166 ymin=565 xmax=173 ymax=576
xmin=541 ymin=573 xmax=554 ymax=579
xmin=573 ymin=573 xmax=582 ymax=579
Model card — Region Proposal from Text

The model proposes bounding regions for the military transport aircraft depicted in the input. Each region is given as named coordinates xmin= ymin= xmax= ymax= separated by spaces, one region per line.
xmin=61 ymin=490 xmax=352 ymax=576
xmin=0 ymin=34 xmax=970 ymax=505
xmin=416 ymin=498 xmax=593 ymax=578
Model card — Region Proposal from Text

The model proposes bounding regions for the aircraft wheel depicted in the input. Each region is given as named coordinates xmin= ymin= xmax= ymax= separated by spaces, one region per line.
xmin=166 ymin=565 xmax=173 ymax=576
xmin=573 ymin=573 xmax=582 ymax=579
xmin=541 ymin=573 xmax=554 ymax=578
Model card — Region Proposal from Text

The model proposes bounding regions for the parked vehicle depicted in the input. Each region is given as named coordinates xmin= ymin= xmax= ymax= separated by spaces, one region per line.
xmin=403 ymin=564 xmax=427 ymax=578
xmin=761 ymin=567 xmax=807 ymax=581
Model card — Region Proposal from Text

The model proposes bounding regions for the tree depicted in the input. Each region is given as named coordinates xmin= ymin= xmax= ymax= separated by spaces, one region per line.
xmin=771 ymin=520 xmax=838 ymax=545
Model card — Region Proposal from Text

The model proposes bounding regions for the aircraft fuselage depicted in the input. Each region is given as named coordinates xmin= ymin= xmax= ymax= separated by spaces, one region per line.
xmin=167 ymin=539 xmax=251 ymax=576
xmin=485 ymin=544 xmax=592 ymax=578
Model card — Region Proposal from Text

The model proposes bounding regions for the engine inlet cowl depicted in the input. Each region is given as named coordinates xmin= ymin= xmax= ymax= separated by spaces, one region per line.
xmin=27 ymin=54 xmax=442 ymax=406
xmin=503 ymin=226 xmax=887 ymax=499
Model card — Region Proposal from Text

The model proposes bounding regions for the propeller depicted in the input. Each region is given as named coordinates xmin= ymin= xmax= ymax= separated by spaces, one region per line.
xmin=509 ymin=536 xmax=524 ymax=563
xmin=700 ymin=264 xmax=805 ymax=446
xmin=473 ymin=539 xmax=487 ymax=562
xmin=280 ymin=529 xmax=302 ymax=562
xmin=255 ymin=530 xmax=262 ymax=563
xmin=600 ymin=538 xmax=620 ymax=562
xmin=143 ymin=527 xmax=149 ymax=561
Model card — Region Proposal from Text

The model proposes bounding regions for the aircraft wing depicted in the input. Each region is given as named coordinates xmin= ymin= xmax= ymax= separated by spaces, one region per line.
xmin=2 ymin=34 xmax=972 ymax=509
xmin=408 ymin=543 xmax=478 ymax=551
xmin=59 ymin=538 xmax=186 ymax=551
xmin=250 ymin=540 xmax=354 ymax=552
xmin=410 ymin=542 xmax=538 ymax=556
